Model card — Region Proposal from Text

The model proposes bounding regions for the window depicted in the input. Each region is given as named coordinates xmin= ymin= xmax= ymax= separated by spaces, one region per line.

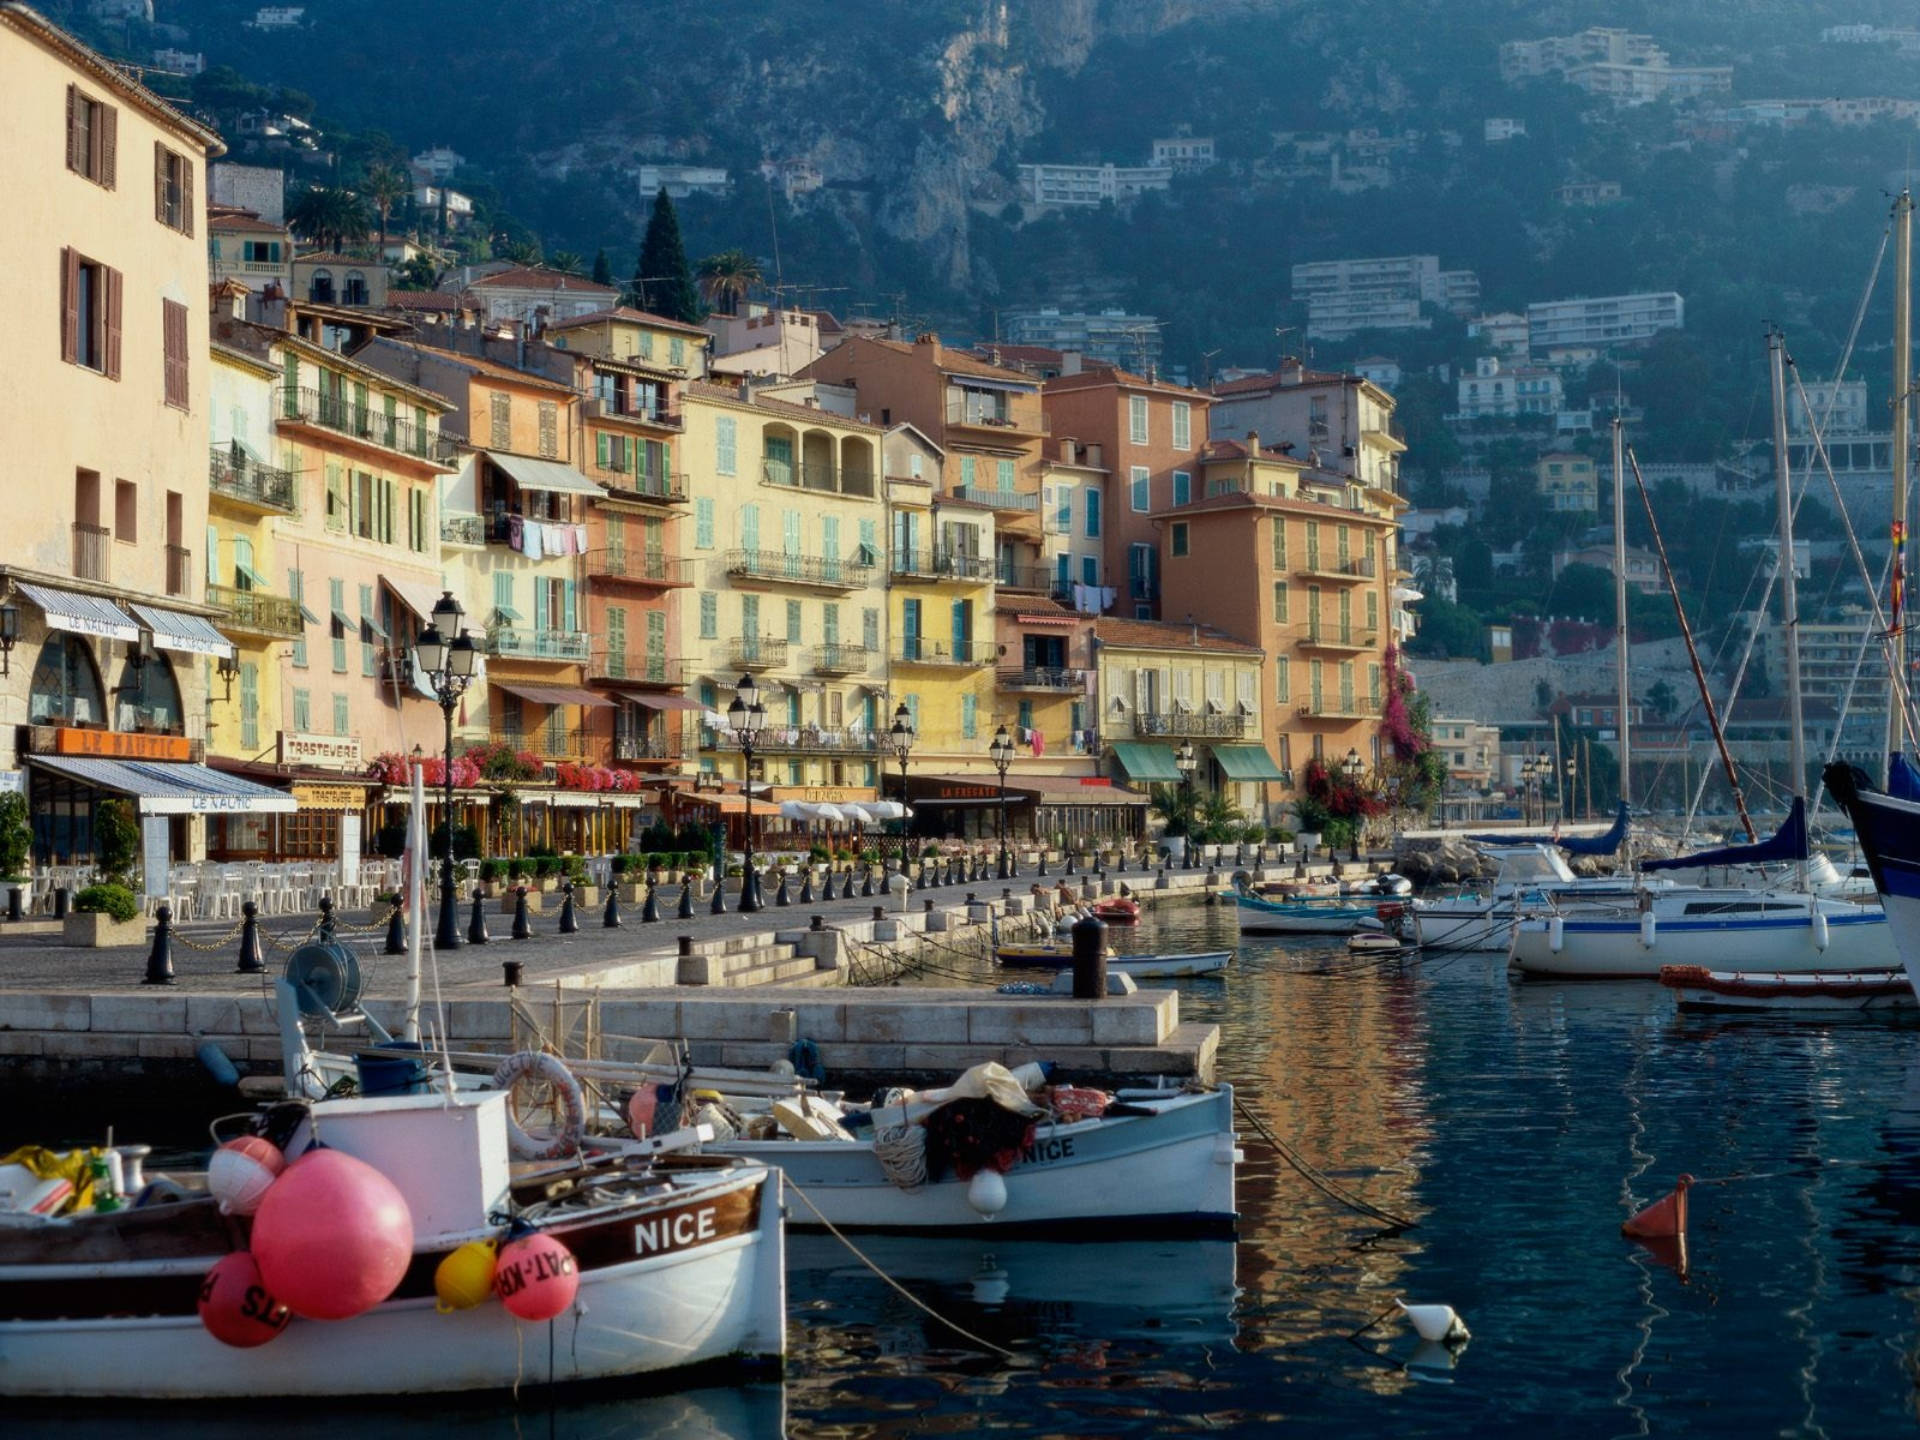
xmin=239 ymin=663 xmax=258 ymax=749
xmin=695 ymin=496 xmax=714 ymax=549
xmin=1129 ymin=395 xmax=1149 ymax=445
xmin=114 ymin=481 xmax=137 ymax=543
xmin=1170 ymin=522 xmax=1189 ymax=558
xmin=537 ymin=402 xmax=558 ymax=458
xmin=1056 ymin=488 xmax=1072 ymax=532
xmin=66 ymin=87 xmax=117 ymax=189
xmin=823 ymin=604 xmax=840 ymax=646
xmin=1130 ymin=466 xmax=1150 ymax=512
xmin=715 ymin=416 xmax=736 ymax=475
xmin=1369 ymin=663 xmax=1383 ymax=708
xmin=409 ymin=487 xmax=430 ymax=553
xmin=489 ymin=392 xmax=511 ymax=448
xmin=1308 ymin=395 xmax=1329 ymax=443
xmin=1082 ymin=555 xmax=1098 ymax=586
xmin=330 ymin=578 xmax=347 ymax=672
xmin=961 ymin=693 xmax=977 ymax=740
xmin=997 ymin=458 xmax=1016 ymax=489
xmin=1366 ymin=590 xmax=1379 ymax=633
xmin=863 ymin=608 xmax=880 ymax=652
xmin=1273 ymin=581 xmax=1289 ymax=623
xmin=1171 ymin=401 xmax=1191 ymax=450
xmin=606 ymin=607 xmax=627 ymax=678
xmin=162 ymin=299 xmax=189 ymax=409
xmin=1172 ymin=470 xmax=1191 ymax=506
xmin=699 ymin=592 xmax=717 ymax=639
xmin=342 ymin=270 xmax=368 ymax=306
xmin=1085 ymin=487 xmax=1102 ymax=538
xmin=292 ymin=688 xmax=311 ymax=731
xmin=786 ymin=599 xmax=802 ymax=644
xmin=333 ymin=693 xmax=349 ymax=736
xmin=59 ymin=249 xmax=120 ymax=377
xmin=741 ymin=503 xmax=759 ymax=552
xmin=289 ymin=568 xmax=308 ymax=667
xmin=670 ymin=336 xmax=685 ymax=368
xmin=741 ymin=593 xmax=759 ymax=638
xmin=153 ymin=144 xmax=194 ymax=234
xmin=359 ymin=584 xmax=377 ymax=675
xmin=960 ymin=456 xmax=977 ymax=488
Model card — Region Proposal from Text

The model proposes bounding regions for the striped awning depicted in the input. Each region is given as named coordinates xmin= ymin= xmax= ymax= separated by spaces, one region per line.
xmin=487 ymin=451 xmax=603 ymax=497
xmin=30 ymin=755 xmax=297 ymax=815
xmin=18 ymin=583 xmax=138 ymax=643
xmin=490 ymin=682 xmax=612 ymax=708
xmin=131 ymin=604 xmax=234 ymax=659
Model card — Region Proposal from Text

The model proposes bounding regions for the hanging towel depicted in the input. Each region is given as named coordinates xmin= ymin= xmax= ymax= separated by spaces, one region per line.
xmin=508 ymin=514 xmax=524 ymax=552
xmin=522 ymin=520 xmax=546 ymax=560
xmin=1100 ymin=586 xmax=1117 ymax=612
xmin=1029 ymin=729 xmax=1045 ymax=757
xmin=574 ymin=523 xmax=589 ymax=555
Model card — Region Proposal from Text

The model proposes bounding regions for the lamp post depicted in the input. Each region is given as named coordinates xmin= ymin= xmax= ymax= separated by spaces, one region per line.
xmin=887 ymin=702 xmax=915 ymax=894
xmin=1175 ymin=739 xmax=1198 ymax=869
xmin=414 ymin=591 xmax=478 ymax=951
xmin=989 ymin=724 xmax=1016 ymax=880
xmin=0 ymin=597 xmax=16 ymax=676
xmin=1563 ymin=756 xmax=1579 ymax=823
xmin=1342 ymin=747 xmax=1366 ymax=862
xmin=1524 ymin=754 xmax=1550 ymax=825
xmin=727 ymin=673 xmax=767 ymax=912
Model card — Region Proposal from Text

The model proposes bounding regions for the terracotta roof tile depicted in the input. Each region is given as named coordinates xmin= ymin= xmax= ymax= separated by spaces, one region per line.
xmin=1211 ymin=364 xmax=1355 ymax=396
xmin=545 ymin=305 xmax=709 ymax=336
xmin=466 ymin=267 xmax=618 ymax=295
xmin=686 ymin=380 xmax=883 ymax=433
xmin=210 ymin=212 xmax=290 ymax=234
xmin=854 ymin=336 xmax=1040 ymax=385
xmin=383 ymin=291 xmax=462 ymax=312
xmin=1092 ymin=616 xmax=1260 ymax=654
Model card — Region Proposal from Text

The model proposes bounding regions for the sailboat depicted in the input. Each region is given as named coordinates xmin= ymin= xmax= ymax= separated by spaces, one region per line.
xmin=1510 ymin=336 xmax=1894 ymax=978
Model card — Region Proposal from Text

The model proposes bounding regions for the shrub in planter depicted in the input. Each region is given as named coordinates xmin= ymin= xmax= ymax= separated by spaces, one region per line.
xmin=75 ymin=882 xmax=140 ymax=923
xmin=608 ymin=853 xmax=631 ymax=877
xmin=478 ymin=859 xmax=502 ymax=885
xmin=533 ymin=855 xmax=558 ymax=879
xmin=94 ymin=798 xmax=138 ymax=885
xmin=507 ymin=857 xmax=530 ymax=881
xmin=807 ymin=842 xmax=829 ymax=863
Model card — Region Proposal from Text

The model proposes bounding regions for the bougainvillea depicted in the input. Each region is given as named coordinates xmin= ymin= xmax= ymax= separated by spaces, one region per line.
xmin=462 ymin=740 xmax=544 ymax=782
xmin=552 ymin=763 xmax=645 ymax=792
xmin=368 ymin=752 xmax=482 ymax=788
xmin=1380 ymin=644 xmax=1427 ymax=764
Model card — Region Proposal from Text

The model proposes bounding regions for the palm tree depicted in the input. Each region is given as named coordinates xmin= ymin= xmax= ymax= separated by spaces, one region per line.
xmin=361 ymin=163 xmax=409 ymax=254
xmin=287 ymin=186 xmax=372 ymax=254
xmin=695 ymin=249 xmax=763 ymax=316
xmin=549 ymin=251 xmax=585 ymax=276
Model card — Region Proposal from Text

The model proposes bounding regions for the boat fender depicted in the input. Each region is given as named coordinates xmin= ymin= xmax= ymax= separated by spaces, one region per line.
xmin=490 ymin=1051 xmax=588 ymax=1160
xmin=197 ymin=1040 xmax=241 ymax=1088
xmin=494 ymin=1229 xmax=579 ymax=1321
xmin=434 ymin=1238 xmax=499 ymax=1312
xmin=1231 ymin=870 xmax=1252 ymax=892
xmin=966 ymin=1167 xmax=1008 ymax=1218
xmin=208 ymin=1135 xmax=285 ymax=1216
xmin=198 ymin=1251 xmax=291 ymax=1348
xmin=1812 ymin=910 xmax=1830 ymax=951
xmin=1640 ymin=912 xmax=1658 ymax=950
xmin=1549 ymin=916 xmax=1564 ymax=954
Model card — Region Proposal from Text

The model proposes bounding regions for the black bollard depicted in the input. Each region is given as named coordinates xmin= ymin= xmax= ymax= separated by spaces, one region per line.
xmin=142 ymin=903 xmax=175 ymax=986
xmin=317 ymin=895 xmax=336 ymax=940
xmin=824 ymin=868 xmax=841 ymax=902
xmin=383 ymin=900 xmax=406 ymax=956
xmin=863 ymin=865 xmax=875 ymax=898
xmin=777 ymin=871 xmax=793 ymax=906
xmin=798 ymin=870 xmax=813 ymax=904
xmin=608 ymin=886 xmax=627 ymax=927
xmin=53 ymin=887 xmax=70 ymax=920
xmin=558 ymin=882 xmax=579 ymax=935
xmin=468 ymin=891 xmax=491 ymax=944
xmin=1065 ymin=853 xmax=1077 ymax=876
xmin=502 ymin=959 xmax=523 ymax=988
xmin=1038 ymin=853 xmax=1049 ymax=877
xmin=1071 ymin=912 xmax=1108 ymax=1000
xmin=879 ymin=860 xmax=893 ymax=896
xmin=236 ymin=900 xmax=265 ymax=974
xmin=512 ymin=886 xmax=534 ymax=939
xmin=710 ymin=872 xmax=729 ymax=915
xmin=1115 ymin=850 xmax=1127 ymax=874
xmin=678 ymin=880 xmax=695 ymax=919
xmin=5 ymin=886 xmax=21 ymax=923
xmin=917 ymin=860 xmax=933 ymax=892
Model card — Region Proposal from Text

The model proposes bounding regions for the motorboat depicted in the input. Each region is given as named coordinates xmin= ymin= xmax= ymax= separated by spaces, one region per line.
xmin=1090 ymin=895 xmax=1141 ymax=924
xmin=1231 ymin=881 xmax=1386 ymax=935
xmin=1659 ymin=962 xmax=1915 ymax=1013
xmin=994 ymin=941 xmax=1232 ymax=978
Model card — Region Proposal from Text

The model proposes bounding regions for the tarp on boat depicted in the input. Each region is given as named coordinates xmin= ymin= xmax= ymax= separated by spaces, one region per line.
xmin=1889 ymin=752 xmax=1920 ymax=802
xmin=1642 ymin=796 xmax=1809 ymax=871
xmin=1468 ymin=801 xmax=1629 ymax=856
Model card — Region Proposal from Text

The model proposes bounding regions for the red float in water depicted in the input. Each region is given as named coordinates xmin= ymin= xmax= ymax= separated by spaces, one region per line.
xmin=197 ymin=1251 xmax=291 ymax=1348
xmin=1622 ymin=1173 xmax=1693 ymax=1239
xmin=494 ymin=1231 xmax=579 ymax=1321
xmin=251 ymin=1147 xmax=414 ymax=1320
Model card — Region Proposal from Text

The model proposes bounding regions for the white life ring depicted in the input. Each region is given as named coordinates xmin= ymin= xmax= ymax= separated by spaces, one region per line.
xmin=490 ymin=1050 xmax=587 ymax=1160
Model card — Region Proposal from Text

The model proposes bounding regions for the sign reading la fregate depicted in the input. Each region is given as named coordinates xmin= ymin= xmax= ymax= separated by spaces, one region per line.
xmin=278 ymin=731 xmax=363 ymax=769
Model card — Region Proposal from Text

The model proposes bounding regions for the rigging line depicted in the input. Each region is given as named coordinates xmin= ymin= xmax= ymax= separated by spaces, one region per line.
xmin=1233 ymin=1093 xmax=1418 ymax=1231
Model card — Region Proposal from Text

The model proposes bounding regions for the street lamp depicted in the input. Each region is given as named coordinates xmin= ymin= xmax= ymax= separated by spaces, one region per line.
xmin=727 ymin=673 xmax=767 ymax=912
xmin=1563 ymin=756 xmax=1579 ymax=823
xmin=415 ymin=591 xmax=478 ymax=951
xmin=1175 ymin=739 xmax=1198 ymax=869
xmin=1524 ymin=755 xmax=1551 ymax=825
xmin=1342 ymin=747 xmax=1366 ymax=861
xmin=885 ymin=702 xmax=916 ymax=894
xmin=989 ymin=723 xmax=1016 ymax=880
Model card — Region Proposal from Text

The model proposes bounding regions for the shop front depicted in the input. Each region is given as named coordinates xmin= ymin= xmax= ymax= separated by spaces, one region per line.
xmin=904 ymin=772 xmax=1147 ymax=844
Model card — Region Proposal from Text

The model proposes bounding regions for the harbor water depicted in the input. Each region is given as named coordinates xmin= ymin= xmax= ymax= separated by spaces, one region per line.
xmin=21 ymin=898 xmax=1920 ymax=1436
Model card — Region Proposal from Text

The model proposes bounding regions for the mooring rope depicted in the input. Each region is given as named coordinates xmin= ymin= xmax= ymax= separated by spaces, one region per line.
xmin=1233 ymin=1093 xmax=1418 ymax=1231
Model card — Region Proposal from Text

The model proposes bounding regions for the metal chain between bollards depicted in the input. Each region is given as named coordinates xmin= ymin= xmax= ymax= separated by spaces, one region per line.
xmin=164 ymin=916 xmax=249 ymax=953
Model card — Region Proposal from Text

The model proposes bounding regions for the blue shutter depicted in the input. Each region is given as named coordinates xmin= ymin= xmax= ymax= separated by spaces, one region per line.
xmin=563 ymin=579 xmax=577 ymax=633
xmin=695 ymin=496 xmax=714 ymax=548
xmin=961 ymin=692 xmax=976 ymax=739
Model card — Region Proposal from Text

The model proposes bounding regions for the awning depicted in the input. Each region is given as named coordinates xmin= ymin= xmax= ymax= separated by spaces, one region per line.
xmin=237 ymin=563 xmax=272 ymax=591
xmin=530 ymin=790 xmax=657 ymax=809
xmin=1211 ymin=744 xmax=1289 ymax=782
xmin=330 ymin=606 xmax=354 ymax=631
xmin=1018 ymin=775 xmax=1149 ymax=807
xmin=131 ymin=604 xmax=234 ymax=659
xmin=490 ymin=681 xmax=613 ymax=708
xmin=680 ymin=792 xmax=783 ymax=816
xmin=360 ymin=612 xmax=389 ymax=642
xmin=30 ymin=755 xmax=297 ymax=815
xmin=297 ymin=602 xmax=320 ymax=624
xmin=18 ymin=582 xmax=138 ymax=643
xmin=1108 ymin=742 xmax=1181 ymax=783
xmin=487 ymin=451 xmax=603 ymax=497
xmin=623 ymin=692 xmax=704 ymax=712
xmin=382 ymin=576 xmax=449 ymax=624
xmin=948 ymin=374 xmax=1038 ymax=395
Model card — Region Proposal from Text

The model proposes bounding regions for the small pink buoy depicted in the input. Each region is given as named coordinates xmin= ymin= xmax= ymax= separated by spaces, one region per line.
xmin=251 ymin=1147 xmax=413 ymax=1320
xmin=208 ymin=1135 xmax=285 ymax=1216
xmin=1623 ymin=1173 xmax=1693 ymax=1240
xmin=627 ymin=1088 xmax=657 ymax=1138
xmin=494 ymin=1231 xmax=579 ymax=1321
xmin=197 ymin=1251 xmax=291 ymax=1348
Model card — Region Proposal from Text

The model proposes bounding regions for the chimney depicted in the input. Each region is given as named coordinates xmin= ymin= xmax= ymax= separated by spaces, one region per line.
xmin=1279 ymin=356 xmax=1303 ymax=385
xmin=916 ymin=332 xmax=942 ymax=364
xmin=1062 ymin=350 xmax=1082 ymax=376
xmin=1085 ymin=442 xmax=1103 ymax=468
xmin=1245 ymin=430 xmax=1259 ymax=455
xmin=1060 ymin=437 xmax=1077 ymax=464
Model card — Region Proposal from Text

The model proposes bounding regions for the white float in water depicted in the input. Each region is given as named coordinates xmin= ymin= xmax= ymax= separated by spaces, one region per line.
xmin=1396 ymin=1298 xmax=1470 ymax=1344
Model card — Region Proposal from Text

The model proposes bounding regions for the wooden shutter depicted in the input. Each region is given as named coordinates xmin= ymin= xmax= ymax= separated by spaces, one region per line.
xmin=98 ymin=104 xmax=115 ymax=189
xmin=154 ymin=143 xmax=166 ymax=225
xmin=162 ymin=299 xmax=187 ymax=408
xmin=181 ymin=157 xmax=194 ymax=238
xmin=59 ymin=248 xmax=79 ymax=364
xmin=102 ymin=265 xmax=122 ymax=380
xmin=66 ymin=86 xmax=83 ymax=172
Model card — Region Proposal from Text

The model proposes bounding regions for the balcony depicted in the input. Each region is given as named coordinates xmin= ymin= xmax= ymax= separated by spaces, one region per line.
xmin=760 ymin=460 xmax=877 ymax=498
xmin=591 ymin=551 xmax=693 ymax=588
xmin=894 ymin=637 xmax=992 ymax=667
xmin=944 ymin=400 xmax=1049 ymax=438
xmin=1297 ymin=554 xmax=1377 ymax=582
xmin=585 ymin=396 xmax=681 ymax=430
xmin=724 ymin=636 xmax=789 ymax=672
xmin=1298 ymin=627 xmax=1377 ymax=653
xmin=208 ymin=584 xmax=304 ymax=640
xmin=492 ymin=725 xmax=590 ymax=759
xmin=440 ymin=512 xmax=486 ymax=547
xmin=997 ymin=666 xmax=1086 ymax=692
xmin=614 ymin=732 xmax=678 ymax=762
xmin=597 ymin=654 xmax=693 ymax=687
xmin=708 ymin=725 xmax=881 ymax=756
xmin=1297 ymin=697 xmax=1377 ymax=721
xmin=483 ymin=627 xmax=591 ymax=662
xmin=995 ymin=563 xmax=1072 ymax=599
xmin=280 ymin=386 xmax=458 ymax=467
xmin=72 ymin=522 xmax=109 ymax=582
xmin=595 ymin=471 xmax=689 ymax=507
xmin=890 ymin=549 xmax=996 ymax=584
xmin=953 ymin=485 xmax=1039 ymax=512
xmin=725 ymin=548 xmax=874 ymax=592
xmin=209 ymin=447 xmax=298 ymax=515
xmin=165 ymin=544 xmax=192 ymax=599
xmin=809 ymin=642 xmax=872 ymax=676
xmin=1133 ymin=711 xmax=1250 ymax=739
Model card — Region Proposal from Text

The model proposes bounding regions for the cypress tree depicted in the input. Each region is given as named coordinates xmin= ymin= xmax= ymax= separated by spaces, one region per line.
xmin=632 ymin=187 xmax=702 ymax=322
xmin=591 ymin=248 xmax=613 ymax=287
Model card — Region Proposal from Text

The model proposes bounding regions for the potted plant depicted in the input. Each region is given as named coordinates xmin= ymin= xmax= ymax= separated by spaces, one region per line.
xmin=0 ymin=792 xmax=30 ymax=919
xmin=477 ymin=858 xmax=502 ymax=897
xmin=564 ymin=856 xmax=598 ymax=908
xmin=1149 ymin=786 xmax=1193 ymax=866
xmin=66 ymin=881 xmax=145 ymax=947
xmin=532 ymin=854 xmax=560 ymax=892
xmin=501 ymin=857 xmax=541 ymax=913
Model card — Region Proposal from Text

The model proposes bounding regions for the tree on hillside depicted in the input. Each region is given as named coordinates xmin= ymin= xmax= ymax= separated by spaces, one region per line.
xmin=549 ymin=251 xmax=586 ymax=276
xmin=591 ymin=249 xmax=613 ymax=287
xmin=361 ymin=163 xmax=409 ymax=251
xmin=287 ymin=186 xmax=372 ymax=254
xmin=696 ymin=249 xmax=764 ymax=316
xmin=631 ymin=188 xmax=702 ymax=322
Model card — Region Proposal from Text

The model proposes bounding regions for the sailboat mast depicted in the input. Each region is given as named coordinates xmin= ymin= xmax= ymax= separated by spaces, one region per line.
xmin=1612 ymin=416 xmax=1632 ymax=808
xmin=1769 ymin=329 xmax=1807 ymax=799
xmin=1890 ymin=189 xmax=1913 ymax=768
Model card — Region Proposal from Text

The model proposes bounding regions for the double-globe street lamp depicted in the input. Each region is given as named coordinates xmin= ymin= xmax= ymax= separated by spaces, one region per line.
xmin=414 ymin=592 xmax=478 ymax=951
xmin=727 ymin=673 xmax=768 ymax=912
xmin=1342 ymin=747 xmax=1367 ymax=862
xmin=989 ymin=724 xmax=1017 ymax=880
xmin=1175 ymin=739 xmax=1198 ymax=869
xmin=885 ymin=703 xmax=915 ymax=894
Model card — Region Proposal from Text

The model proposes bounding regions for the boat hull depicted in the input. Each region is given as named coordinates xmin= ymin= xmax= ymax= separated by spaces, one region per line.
xmin=1412 ymin=900 xmax=1513 ymax=952
xmin=714 ymin=1085 xmax=1238 ymax=1234
xmin=1232 ymin=894 xmax=1383 ymax=935
xmin=996 ymin=946 xmax=1232 ymax=978
xmin=1510 ymin=907 xmax=1894 ymax=978
xmin=0 ymin=1170 xmax=785 ymax=1399
xmin=1659 ymin=963 xmax=1916 ymax=1012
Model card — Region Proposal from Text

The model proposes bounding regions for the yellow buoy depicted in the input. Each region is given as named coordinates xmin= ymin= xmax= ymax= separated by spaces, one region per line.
xmin=434 ymin=1238 xmax=499 ymax=1313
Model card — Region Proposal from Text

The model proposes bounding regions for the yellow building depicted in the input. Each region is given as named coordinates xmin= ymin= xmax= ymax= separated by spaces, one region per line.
xmin=1537 ymin=450 xmax=1598 ymax=512
xmin=885 ymin=480 xmax=997 ymax=780
xmin=680 ymin=381 xmax=887 ymax=802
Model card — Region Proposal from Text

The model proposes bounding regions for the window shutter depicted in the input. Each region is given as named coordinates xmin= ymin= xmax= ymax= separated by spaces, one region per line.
xmin=102 ymin=265 xmax=122 ymax=380
xmin=181 ymin=158 xmax=194 ymax=238
xmin=66 ymin=86 xmax=83 ymax=172
xmin=153 ymin=142 xmax=166 ymax=225
xmin=59 ymin=247 xmax=78 ymax=364
xmin=162 ymin=299 xmax=187 ymax=408
xmin=99 ymin=104 xmax=115 ymax=189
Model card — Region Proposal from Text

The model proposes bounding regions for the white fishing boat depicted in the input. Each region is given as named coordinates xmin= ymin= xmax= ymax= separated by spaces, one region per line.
xmin=0 ymin=1089 xmax=786 ymax=1399
xmin=1413 ymin=829 xmax=1645 ymax=953
xmin=1659 ymin=961 xmax=1916 ymax=1013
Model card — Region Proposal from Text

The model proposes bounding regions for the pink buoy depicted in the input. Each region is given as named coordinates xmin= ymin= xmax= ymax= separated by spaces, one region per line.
xmin=208 ymin=1135 xmax=285 ymax=1216
xmin=197 ymin=1251 xmax=291 ymax=1348
xmin=251 ymin=1147 xmax=413 ymax=1320
xmin=626 ymin=1088 xmax=657 ymax=1138
xmin=493 ymin=1231 xmax=579 ymax=1321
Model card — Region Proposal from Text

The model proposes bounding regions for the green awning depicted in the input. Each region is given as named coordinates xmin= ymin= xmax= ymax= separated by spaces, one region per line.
xmin=1212 ymin=744 xmax=1288 ymax=781
xmin=1108 ymin=742 xmax=1181 ymax=783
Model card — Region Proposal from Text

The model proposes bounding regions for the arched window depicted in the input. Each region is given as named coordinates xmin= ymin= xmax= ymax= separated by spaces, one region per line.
xmin=343 ymin=269 xmax=368 ymax=305
xmin=27 ymin=635 xmax=105 ymax=727
xmin=113 ymin=649 xmax=184 ymax=734
xmin=309 ymin=268 xmax=335 ymax=304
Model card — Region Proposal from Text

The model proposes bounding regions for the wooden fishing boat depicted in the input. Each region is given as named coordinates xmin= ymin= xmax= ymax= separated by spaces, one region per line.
xmin=0 ymin=1091 xmax=786 ymax=1399
xmin=1231 ymin=886 xmax=1385 ymax=935
xmin=1091 ymin=895 xmax=1141 ymax=924
xmin=1659 ymin=963 xmax=1916 ymax=1013
xmin=994 ymin=942 xmax=1233 ymax=978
